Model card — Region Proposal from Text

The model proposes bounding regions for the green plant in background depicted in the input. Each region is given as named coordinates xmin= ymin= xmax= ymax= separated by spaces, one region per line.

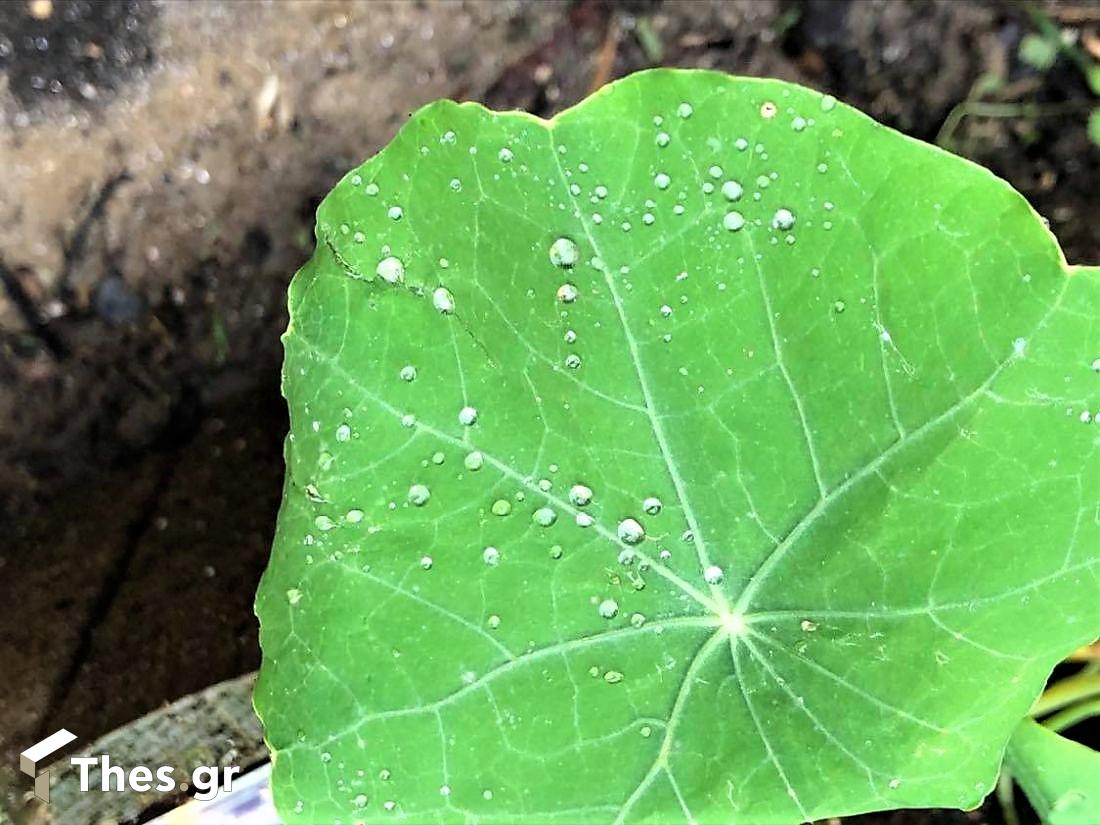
xmin=939 ymin=5 xmax=1100 ymax=152
xmin=254 ymin=69 xmax=1099 ymax=823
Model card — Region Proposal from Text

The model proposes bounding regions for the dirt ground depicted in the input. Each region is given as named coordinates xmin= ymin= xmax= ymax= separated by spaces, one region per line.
xmin=0 ymin=1 xmax=1097 ymax=822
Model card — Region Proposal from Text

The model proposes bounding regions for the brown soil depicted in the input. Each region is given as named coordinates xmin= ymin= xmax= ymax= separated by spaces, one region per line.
xmin=0 ymin=1 xmax=1096 ymax=822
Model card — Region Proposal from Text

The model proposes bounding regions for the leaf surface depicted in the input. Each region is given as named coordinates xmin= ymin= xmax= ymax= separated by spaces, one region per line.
xmin=255 ymin=70 xmax=1100 ymax=824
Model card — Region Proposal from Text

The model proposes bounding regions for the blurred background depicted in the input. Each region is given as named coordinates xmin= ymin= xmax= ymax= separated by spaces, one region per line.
xmin=0 ymin=1 xmax=1097 ymax=822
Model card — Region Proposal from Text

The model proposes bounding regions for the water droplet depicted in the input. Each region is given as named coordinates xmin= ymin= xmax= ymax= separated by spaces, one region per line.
xmin=498 ymin=147 xmax=513 ymax=162
xmin=791 ymin=116 xmax=807 ymax=132
xmin=618 ymin=518 xmax=645 ymax=544
xmin=833 ymin=300 xmax=846 ymax=314
xmin=387 ymin=206 xmax=404 ymax=220
xmin=458 ymin=406 xmax=478 ymax=426
xmin=654 ymin=172 xmax=671 ymax=190
xmin=771 ymin=208 xmax=796 ymax=230
xmin=432 ymin=286 xmax=455 ymax=314
xmin=549 ymin=237 xmax=579 ymax=268
xmin=1091 ymin=358 xmax=1100 ymax=372
xmin=483 ymin=546 xmax=500 ymax=566
xmin=564 ymin=329 xmax=578 ymax=344
xmin=315 ymin=515 xmax=335 ymax=531
xmin=721 ymin=180 xmax=743 ymax=201
xmin=533 ymin=507 xmax=557 ymax=527
xmin=400 ymin=365 xmax=417 ymax=382
xmin=595 ymin=185 xmax=609 ymax=199
xmin=491 ymin=499 xmax=512 ymax=516
xmin=677 ymin=102 xmax=693 ymax=118
xmin=346 ymin=509 xmax=364 ymax=523
xmin=816 ymin=162 xmax=828 ymax=174
xmin=488 ymin=614 xmax=502 ymax=629
xmin=703 ymin=565 xmax=724 ymax=585
xmin=723 ymin=211 xmax=745 ymax=232
xmin=655 ymin=132 xmax=670 ymax=148
xmin=464 ymin=451 xmax=484 ymax=471
xmin=383 ymin=800 xmax=396 ymax=811
xmin=630 ymin=612 xmax=646 ymax=628
xmin=287 ymin=588 xmax=302 ymax=605
xmin=449 ymin=178 xmax=462 ymax=192
xmin=565 ymin=353 xmax=582 ymax=369
xmin=336 ymin=423 xmax=352 ymax=442
xmin=483 ymin=789 xmax=493 ymax=801
xmin=760 ymin=101 xmax=777 ymax=118
xmin=408 ymin=484 xmax=431 ymax=506
xmin=821 ymin=94 xmax=837 ymax=111
xmin=640 ymin=725 xmax=652 ymax=738
xmin=431 ymin=451 xmax=446 ymax=465
xmin=707 ymin=165 xmax=723 ymax=180
xmin=353 ymin=793 xmax=368 ymax=808
xmin=420 ymin=555 xmax=433 ymax=570
xmin=557 ymin=283 xmax=579 ymax=303
xmin=550 ymin=544 xmax=564 ymax=559
xmin=376 ymin=256 xmax=405 ymax=284
xmin=801 ymin=619 xmax=818 ymax=632
xmin=642 ymin=497 xmax=662 ymax=515
xmin=598 ymin=598 xmax=619 ymax=619
xmin=604 ymin=670 xmax=624 ymax=684
xmin=576 ymin=512 xmax=594 ymax=528
xmin=320 ymin=751 xmax=332 ymax=764
xmin=888 ymin=779 xmax=901 ymax=790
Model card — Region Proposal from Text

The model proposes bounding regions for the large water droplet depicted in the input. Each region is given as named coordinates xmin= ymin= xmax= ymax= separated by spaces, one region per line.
xmin=771 ymin=208 xmax=796 ymax=230
xmin=376 ymin=256 xmax=405 ymax=284
xmin=408 ymin=484 xmax=431 ymax=506
xmin=618 ymin=518 xmax=645 ymax=544
xmin=533 ymin=507 xmax=557 ymax=527
xmin=549 ymin=237 xmax=580 ymax=268
xmin=723 ymin=211 xmax=746 ymax=232
xmin=569 ymin=484 xmax=593 ymax=506
xmin=721 ymin=180 xmax=743 ymax=201
xmin=432 ymin=286 xmax=455 ymax=314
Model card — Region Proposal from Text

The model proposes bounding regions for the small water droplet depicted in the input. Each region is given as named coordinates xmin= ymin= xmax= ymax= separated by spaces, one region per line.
xmin=498 ymin=147 xmax=513 ymax=162
xmin=565 ymin=353 xmax=582 ymax=369
xmin=604 ymin=670 xmax=624 ymax=684
xmin=677 ymin=102 xmax=693 ymax=118
xmin=656 ymin=131 xmax=670 ymax=147
xmin=488 ymin=614 xmax=501 ymax=629
xmin=821 ymin=94 xmax=837 ymax=111
xmin=533 ymin=507 xmax=558 ymax=527
xmin=287 ymin=588 xmax=303 ymax=605
xmin=420 ymin=555 xmax=433 ymax=570
xmin=654 ymin=172 xmax=671 ymax=190
xmin=643 ymin=497 xmax=663 ymax=515
xmin=630 ymin=612 xmax=646 ymax=628
xmin=760 ymin=101 xmax=777 ymax=118
xmin=598 ymin=598 xmax=619 ymax=619
xmin=801 ymin=619 xmax=818 ymax=632
xmin=400 ymin=365 xmax=417 ymax=382
xmin=464 ymin=451 xmax=484 ymax=471
xmin=791 ymin=116 xmax=806 ymax=132
xmin=346 ymin=509 xmax=364 ymax=523
xmin=491 ymin=499 xmax=512 ymax=516
xmin=482 ymin=546 xmax=500 ymax=566
xmin=458 ymin=406 xmax=478 ymax=426
xmin=365 ymin=183 xmax=380 ymax=196
xmin=703 ymin=565 xmax=724 ymax=585
xmin=336 ymin=423 xmax=352 ymax=442
xmin=387 ymin=206 xmax=404 ymax=221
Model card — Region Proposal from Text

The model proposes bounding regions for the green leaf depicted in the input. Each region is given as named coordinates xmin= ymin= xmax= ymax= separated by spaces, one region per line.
xmin=1087 ymin=108 xmax=1100 ymax=149
xmin=1006 ymin=719 xmax=1100 ymax=824
xmin=255 ymin=69 xmax=1100 ymax=823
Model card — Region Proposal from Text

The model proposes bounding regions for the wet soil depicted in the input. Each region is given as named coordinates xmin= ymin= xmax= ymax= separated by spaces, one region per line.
xmin=0 ymin=1 xmax=1097 ymax=822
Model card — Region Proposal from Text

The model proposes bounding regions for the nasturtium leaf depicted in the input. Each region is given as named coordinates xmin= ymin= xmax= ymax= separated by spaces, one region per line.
xmin=1006 ymin=719 xmax=1100 ymax=824
xmin=255 ymin=69 xmax=1100 ymax=823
